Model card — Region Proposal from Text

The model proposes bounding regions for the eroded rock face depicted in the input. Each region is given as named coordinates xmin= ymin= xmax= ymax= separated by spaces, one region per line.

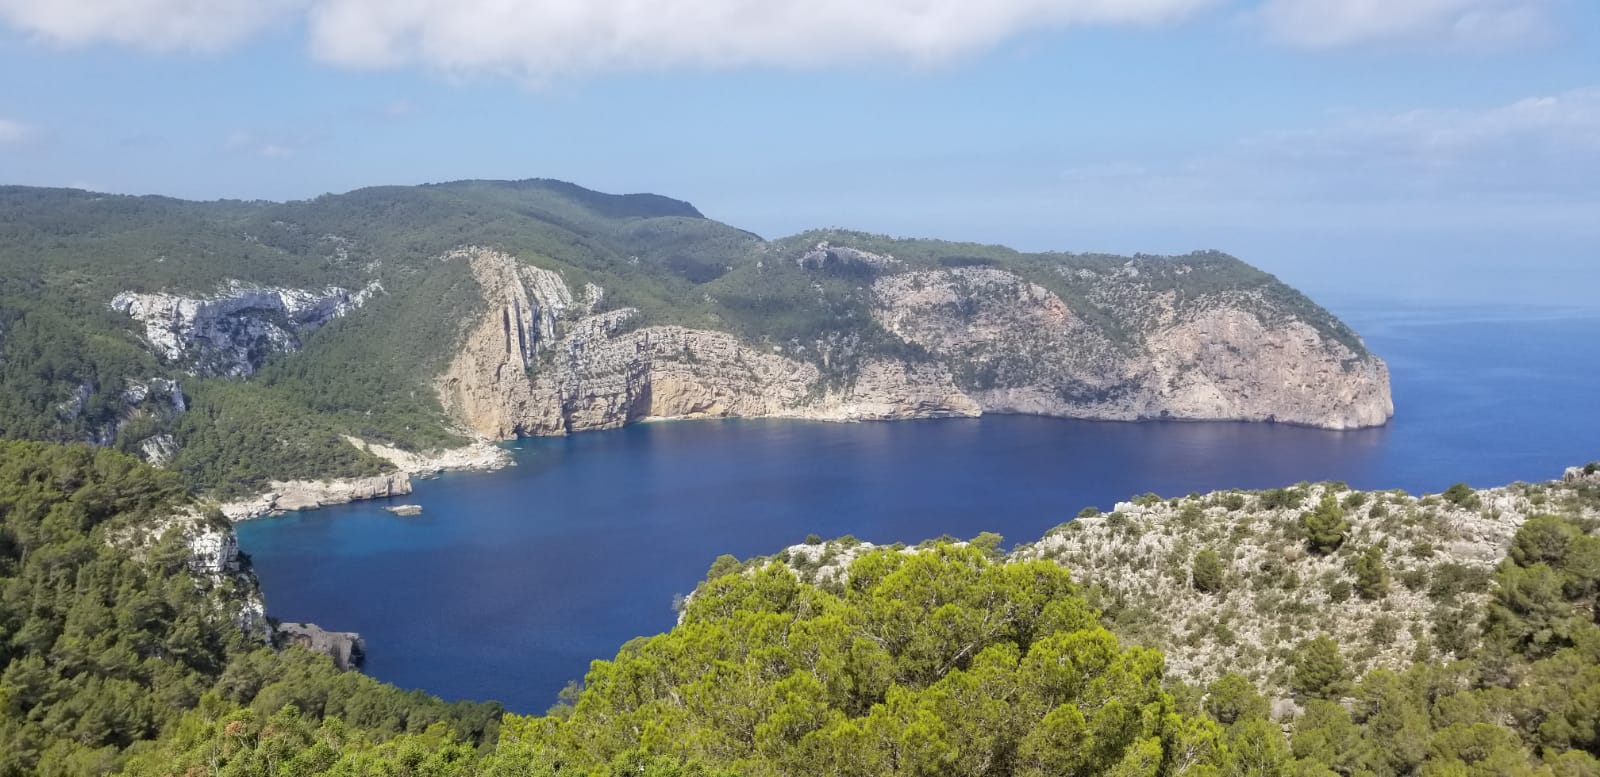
xmin=219 ymin=473 xmax=413 ymax=521
xmin=278 ymin=623 xmax=366 ymax=671
xmin=874 ymin=269 xmax=1392 ymax=428
xmin=437 ymin=248 xmax=1392 ymax=439
xmin=111 ymin=281 xmax=378 ymax=377
xmin=111 ymin=509 xmax=272 ymax=643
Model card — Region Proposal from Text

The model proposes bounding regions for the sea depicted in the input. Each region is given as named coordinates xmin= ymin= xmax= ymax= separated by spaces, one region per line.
xmin=235 ymin=302 xmax=1600 ymax=713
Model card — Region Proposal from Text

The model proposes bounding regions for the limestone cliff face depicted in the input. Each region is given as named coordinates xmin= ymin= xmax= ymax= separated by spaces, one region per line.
xmin=111 ymin=281 xmax=379 ymax=377
xmin=437 ymin=247 xmax=1391 ymax=439
xmin=873 ymin=268 xmax=1392 ymax=429
xmin=437 ymin=249 xmax=982 ymax=438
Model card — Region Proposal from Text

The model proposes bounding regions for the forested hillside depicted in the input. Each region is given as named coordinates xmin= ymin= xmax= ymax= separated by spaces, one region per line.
xmin=4 ymin=440 xmax=1600 ymax=775
xmin=0 ymin=181 xmax=1389 ymax=499
xmin=0 ymin=442 xmax=500 ymax=776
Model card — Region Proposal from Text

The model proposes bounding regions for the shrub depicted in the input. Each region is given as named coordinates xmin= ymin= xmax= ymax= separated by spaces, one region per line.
xmin=1429 ymin=562 xmax=1489 ymax=601
xmin=1443 ymin=483 xmax=1480 ymax=509
xmin=804 ymin=533 xmax=822 ymax=546
xmin=1261 ymin=488 xmax=1303 ymax=511
xmin=1300 ymin=494 xmax=1349 ymax=554
xmin=1192 ymin=548 xmax=1226 ymax=594
xmin=705 ymin=554 xmax=742 ymax=581
xmin=1368 ymin=615 xmax=1402 ymax=645
xmin=1291 ymin=636 xmax=1347 ymax=699
xmin=1328 ymin=580 xmax=1353 ymax=604
xmin=1350 ymin=546 xmax=1391 ymax=600
xmin=1077 ymin=506 xmax=1101 ymax=518
xmin=1205 ymin=674 xmax=1270 ymax=724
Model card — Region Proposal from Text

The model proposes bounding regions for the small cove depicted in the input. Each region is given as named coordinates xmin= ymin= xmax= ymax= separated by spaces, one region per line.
xmin=236 ymin=303 xmax=1600 ymax=712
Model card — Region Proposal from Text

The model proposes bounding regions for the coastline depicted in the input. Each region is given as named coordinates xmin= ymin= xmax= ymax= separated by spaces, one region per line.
xmin=219 ymin=409 xmax=1396 ymax=521
xmin=217 ymin=438 xmax=513 ymax=521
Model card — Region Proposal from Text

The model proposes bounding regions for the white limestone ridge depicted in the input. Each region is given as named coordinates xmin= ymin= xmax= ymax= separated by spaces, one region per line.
xmin=110 ymin=280 xmax=383 ymax=377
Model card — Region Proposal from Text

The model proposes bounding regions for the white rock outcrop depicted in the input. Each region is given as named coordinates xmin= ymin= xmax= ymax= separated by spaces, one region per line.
xmin=111 ymin=508 xmax=272 ymax=642
xmin=218 ymin=473 xmax=413 ymax=521
xmin=111 ymin=281 xmax=378 ymax=376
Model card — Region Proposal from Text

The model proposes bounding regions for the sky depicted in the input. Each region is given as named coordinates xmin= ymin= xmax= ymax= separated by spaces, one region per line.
xmin=0 ymin=0 xmax=1596 ymax=306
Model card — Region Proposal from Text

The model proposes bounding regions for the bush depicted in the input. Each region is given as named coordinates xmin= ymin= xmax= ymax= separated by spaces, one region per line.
xmin=1077 ymin=506 xmax=1101 ymax=518
xmin=1328 ymin=580 xmax=1353 ymax=604
xmin=1368 ymin=615 xmax=1402 ymax=645
xmin=1192 ymin=549 xmax=1226 ymax=594
xmin=1261 ymin=488 xmax=1303 ymax=511
xmin=1443 ymin=483 xmax=1480 ymax=508
xmin=1300 ymin=494 xmax=1349 ymax=554
xmin=1429 ymin=563 xmax=1489 ymax=601
xmin=1350 ymin=546 xmax=1391 ymax=600
xmin=705 ymin=554 xmax=742 ymax=581
xmin=804 ymin=533 xmax=822 ymax=546
xmin=1205 ymin=674 xmax=1270 ymax=724
xmin=1291 ymin=636 xmax=1347 ymax=699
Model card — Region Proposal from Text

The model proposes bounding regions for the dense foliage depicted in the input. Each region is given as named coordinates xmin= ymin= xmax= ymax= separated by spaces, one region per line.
xmin=6 ymin=440 xmax=1600 ymax=776
xmin=0 ymin=442 xmax=498 ymax=775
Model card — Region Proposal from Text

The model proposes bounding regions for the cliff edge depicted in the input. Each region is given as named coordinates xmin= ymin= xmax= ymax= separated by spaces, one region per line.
xmin=438 ymin=246 xmax=1391 ymax=438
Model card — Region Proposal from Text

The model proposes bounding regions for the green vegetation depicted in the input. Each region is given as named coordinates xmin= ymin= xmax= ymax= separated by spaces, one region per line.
xmin=0 ymin=441 xmax=497 ymax=775
xmin=7 ymin=442 xmax=1600 ymax=776
xmin=1299 ymin=494 xmax=1349 ymax=554
xmin=1290 ymin=636 xmax=1348 ymax=699
xmin=1192 ymin=548 xmax=1226 ymax=593
xmin=1350 ymin=546 xmax=1391 ymax=600
xmin=0 ymin=180 xmax=1378 ymax=496
xmin=1444 ymin=482 xmax=1481 ymax=509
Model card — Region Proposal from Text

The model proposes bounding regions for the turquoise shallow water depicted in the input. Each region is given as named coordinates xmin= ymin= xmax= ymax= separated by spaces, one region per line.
xmin=236 ymin=303 xmax=1600 ymax=712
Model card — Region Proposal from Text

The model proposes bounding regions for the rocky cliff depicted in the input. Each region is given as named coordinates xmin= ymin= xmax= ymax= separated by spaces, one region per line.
xmin=437 ymin=246 xmax=1391 ymax=439
xmin=111 ymin=281 xmax=379 ymax=377
xmin=12 ymin=180 xmax=1392 ymax=498
xmin=277 ymin=623 xmax=366 ymax=671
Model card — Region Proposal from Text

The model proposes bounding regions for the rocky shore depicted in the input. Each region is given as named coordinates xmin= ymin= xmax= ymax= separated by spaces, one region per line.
xmin=217 ymin=438 xmax=511 ymax=521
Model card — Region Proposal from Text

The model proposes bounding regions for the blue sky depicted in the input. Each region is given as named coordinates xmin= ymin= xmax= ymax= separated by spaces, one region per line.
xmin=0 ymin=0 xmax=1596 ymax=305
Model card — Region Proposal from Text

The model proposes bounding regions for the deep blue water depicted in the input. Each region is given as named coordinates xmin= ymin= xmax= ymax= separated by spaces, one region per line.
xmin=236 ymin=303 xmax=1600 ymax=712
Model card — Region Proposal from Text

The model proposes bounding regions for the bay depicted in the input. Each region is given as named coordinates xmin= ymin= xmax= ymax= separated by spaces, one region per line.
xmin=236 ymin=303 xmax=1600 ymax=712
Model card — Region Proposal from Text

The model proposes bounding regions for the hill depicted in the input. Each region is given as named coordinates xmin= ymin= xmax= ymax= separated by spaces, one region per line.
xmin=0 ymin=180 xmax=1391 ymax=502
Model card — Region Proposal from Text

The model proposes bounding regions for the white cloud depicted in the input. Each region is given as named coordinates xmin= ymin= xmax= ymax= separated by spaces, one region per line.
xmin=0 ymin=117 xmax=34 ymax=145
xmin=383 ymin=98 xmax=419 ymax=118
xmin=1253 ymin=0 xmax=1553 ymax=49
xmin=1064 ymin=87 xmax=1600 ymax=206
xmin=0 ymin=0 xmax=1213 ymax=76
xmin=302 ymin=0 xmax=1214 ymax=76
xmin=0 ymin=0 xmax=305 ymax=51
xmin=0 ymin=0 xmax=1567 ymax=74
xmin=225 ymin=130 xmax=302 ymax=158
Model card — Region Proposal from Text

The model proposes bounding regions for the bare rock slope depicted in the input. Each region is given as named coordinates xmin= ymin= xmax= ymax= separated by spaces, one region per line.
xmin=438 ymin=246 xmax=1392 ymax=439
